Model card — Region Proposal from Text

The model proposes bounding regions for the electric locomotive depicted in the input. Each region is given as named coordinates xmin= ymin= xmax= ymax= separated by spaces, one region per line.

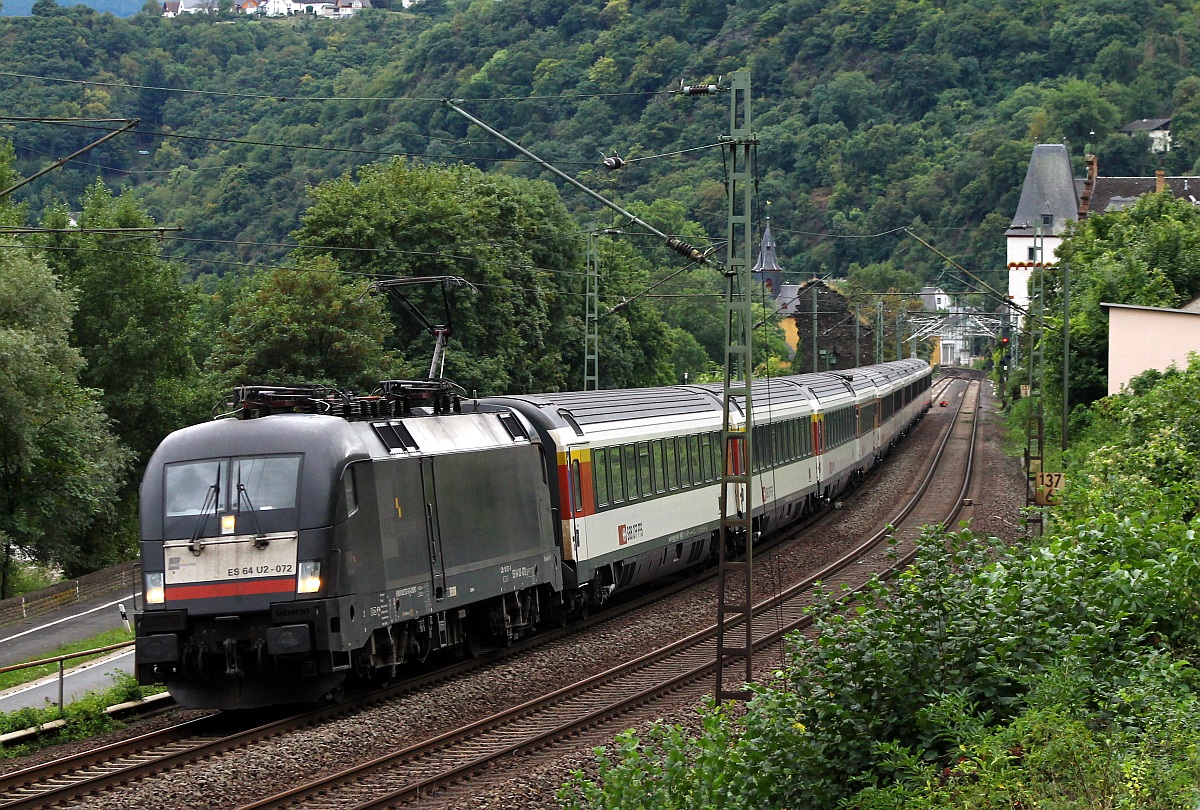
xmin=134 ymin=361 xmax=930 ymax=709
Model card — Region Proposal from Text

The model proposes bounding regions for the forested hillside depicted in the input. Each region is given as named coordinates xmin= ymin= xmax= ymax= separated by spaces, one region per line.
xmin=1 ymin=0 xmax=1194 ymax=293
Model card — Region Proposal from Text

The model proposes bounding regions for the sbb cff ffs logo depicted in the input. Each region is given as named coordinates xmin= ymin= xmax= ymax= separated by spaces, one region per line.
xmin=617 ymin=523 xmax=643 ymax=546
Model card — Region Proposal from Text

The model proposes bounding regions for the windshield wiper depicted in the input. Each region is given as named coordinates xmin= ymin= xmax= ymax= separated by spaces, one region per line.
xmin=189 ymin=465 xmax=220 ymax=556
xmin=236 ymin=463 xmax=269 ymax=548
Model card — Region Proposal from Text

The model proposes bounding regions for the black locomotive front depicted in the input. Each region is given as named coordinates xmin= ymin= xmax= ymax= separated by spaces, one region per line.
xmin=135 ymin=415 xmax=368 ymax=708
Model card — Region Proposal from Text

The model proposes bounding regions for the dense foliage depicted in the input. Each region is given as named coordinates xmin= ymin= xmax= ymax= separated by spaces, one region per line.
xmin=0 ymin=135 xmax=784 ymax=584
xmin=0 ymin=0 xmax=1196 ymax=297
xmin=561 ymin=365 xmax=1200 ymax=808
xmin=0 ymin=213 xmax=130 ymax=593
xmin=1041 ymin=192 xmax=1200 ymax=422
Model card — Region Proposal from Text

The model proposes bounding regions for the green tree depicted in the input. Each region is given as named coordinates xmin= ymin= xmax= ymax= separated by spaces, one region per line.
xmin=808 ymin=72 xmax=886 ymax=132
xmin=0 ymin=246 xmax=129 ymax=596
xmin=40 ymin=183 xmax=201 ymax=467
xmin=294 ymin=158 xmax=584 ymax=395
xmin=1044 ymin=78 xmax=1120 ymax=146
xmin=205 ymin=258 xmax=401 ymax=390
xmin=1045 ymin=192 xmax=1200 ymax=423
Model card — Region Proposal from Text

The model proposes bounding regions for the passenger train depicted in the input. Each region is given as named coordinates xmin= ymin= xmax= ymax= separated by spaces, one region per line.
xmin=134 ymin=359 xmax=931 ymax=708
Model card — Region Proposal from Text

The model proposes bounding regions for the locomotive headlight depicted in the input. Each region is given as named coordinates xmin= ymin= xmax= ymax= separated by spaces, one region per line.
xmin=145 ymin=572 xmax=165 ymax=605
xmin=296 ymin=560 xmax=322 ymax=594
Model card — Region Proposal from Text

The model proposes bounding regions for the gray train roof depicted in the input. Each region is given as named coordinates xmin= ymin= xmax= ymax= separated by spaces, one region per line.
xmin=147 ymin=414 xmax=372 ymax=468
xmin=850 ymin=359 xmax=926 ymax=391
xmin=489 ymin=359 xmax=928 ymax=435
xmin=489 ymin=386 xmax=720 ymax=427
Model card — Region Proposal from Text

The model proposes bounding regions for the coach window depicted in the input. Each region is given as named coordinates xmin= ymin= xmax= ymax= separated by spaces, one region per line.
xmin=699 ymin=433 xmax=714 ymax=482
xmin=652 ymin=440 xmax=667 ymax=494
xmin=594 ymin=448 xmax=610 ymax=508
xmin=610 ymin=448 xmax=626 ymax=504
xmin=572 ymin=458 xmax=584 ymax=513
xmin=621 ymin=445 xmax=638 ymax=501
xmin=637 ymin=442 xmax=654 ymax=498
xmin=666 ymin=439 xmax=680 ymax=490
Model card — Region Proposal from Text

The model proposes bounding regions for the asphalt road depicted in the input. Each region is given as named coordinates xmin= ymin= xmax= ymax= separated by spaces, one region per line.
xmin=0 ymin=590 xmax=139 ymax=713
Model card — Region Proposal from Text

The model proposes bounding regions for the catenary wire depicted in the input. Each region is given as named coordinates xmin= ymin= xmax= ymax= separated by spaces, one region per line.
xmin=0 ymin=70 xmax=666 ymax=103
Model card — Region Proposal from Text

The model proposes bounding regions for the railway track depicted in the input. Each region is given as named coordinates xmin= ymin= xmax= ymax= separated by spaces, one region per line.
xmin=235 ymin=376 xmax=982 ymax=809
xmin=0 ymin=373 xmax=970 ymax=810
xmin=0 ymin=557 xmax=748 ymax=810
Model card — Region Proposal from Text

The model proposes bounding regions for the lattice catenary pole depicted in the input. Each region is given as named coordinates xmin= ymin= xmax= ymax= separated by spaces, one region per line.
xmin=715 ymin=70 xmax=757 ymax=703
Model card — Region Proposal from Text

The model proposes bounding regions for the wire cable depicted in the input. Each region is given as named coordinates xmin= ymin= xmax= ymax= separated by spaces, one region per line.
xmin=0 ymin=70 xmax=664 ymax=103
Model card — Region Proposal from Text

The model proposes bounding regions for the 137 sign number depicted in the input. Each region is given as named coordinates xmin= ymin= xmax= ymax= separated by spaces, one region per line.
xmin=1035 ymin=472 xmax=1065 ymax=506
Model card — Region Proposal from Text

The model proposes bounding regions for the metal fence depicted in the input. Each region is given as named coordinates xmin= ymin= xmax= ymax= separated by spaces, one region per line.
xmin=0 ymin=640 xmax=135 ymax=716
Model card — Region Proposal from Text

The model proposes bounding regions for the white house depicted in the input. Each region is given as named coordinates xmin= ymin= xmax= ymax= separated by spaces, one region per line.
xmin=1119 ymin=118 xmax=1172 ymax=153
xmin=335 ymin=0 xmax=370 ymax=15
xmin=163 ymin=0 xmax=218 ymax=15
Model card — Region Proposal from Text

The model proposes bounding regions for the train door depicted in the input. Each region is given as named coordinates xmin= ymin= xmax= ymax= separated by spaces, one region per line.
xmin=812 ymin=413 xmax=825 ymax=480
xmin=420 ymin=459 xmax=447 ymax=600
xmin=563 ymin=448 xmax=589 ymax=562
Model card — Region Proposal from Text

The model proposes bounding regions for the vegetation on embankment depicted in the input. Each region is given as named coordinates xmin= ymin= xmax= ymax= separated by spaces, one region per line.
xmin=560 ymin=358 xmax=1200 ymax=809
xmin=0 ymin=673 xmax=164 ymax=759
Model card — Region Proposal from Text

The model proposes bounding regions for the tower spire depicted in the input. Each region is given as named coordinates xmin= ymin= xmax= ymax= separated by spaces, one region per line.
xmin=752 ymin=210 xmax=783 ymax=297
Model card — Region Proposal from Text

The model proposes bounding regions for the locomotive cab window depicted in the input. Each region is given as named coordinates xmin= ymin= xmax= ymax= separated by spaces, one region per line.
xmin=163 ymin=454 xmax=302 ymax=531
xmin=165 ymin=460 xmax=226 ymax=517
xmin=232 ymin=455 xmax=301 ymax=512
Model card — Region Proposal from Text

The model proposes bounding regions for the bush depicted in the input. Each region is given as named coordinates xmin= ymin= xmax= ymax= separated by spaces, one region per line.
xmin=562 ymin=518 xmax=1200 ymax=808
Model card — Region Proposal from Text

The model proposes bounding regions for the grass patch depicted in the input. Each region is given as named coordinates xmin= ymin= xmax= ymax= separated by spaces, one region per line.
xmin=0 ymin=672 xmax=167 ymax=758
xmin=0 ymin=628 xmax=135 ymax=692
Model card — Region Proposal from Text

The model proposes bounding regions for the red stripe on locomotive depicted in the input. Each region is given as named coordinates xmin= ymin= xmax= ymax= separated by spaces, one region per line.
xmin=165 ymin=578 xmax=294 ymax=601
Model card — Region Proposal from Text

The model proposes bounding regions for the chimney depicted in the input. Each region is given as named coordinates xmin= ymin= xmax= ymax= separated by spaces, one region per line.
xmin=1157 ymin=169 xmax=1166 ymax=193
